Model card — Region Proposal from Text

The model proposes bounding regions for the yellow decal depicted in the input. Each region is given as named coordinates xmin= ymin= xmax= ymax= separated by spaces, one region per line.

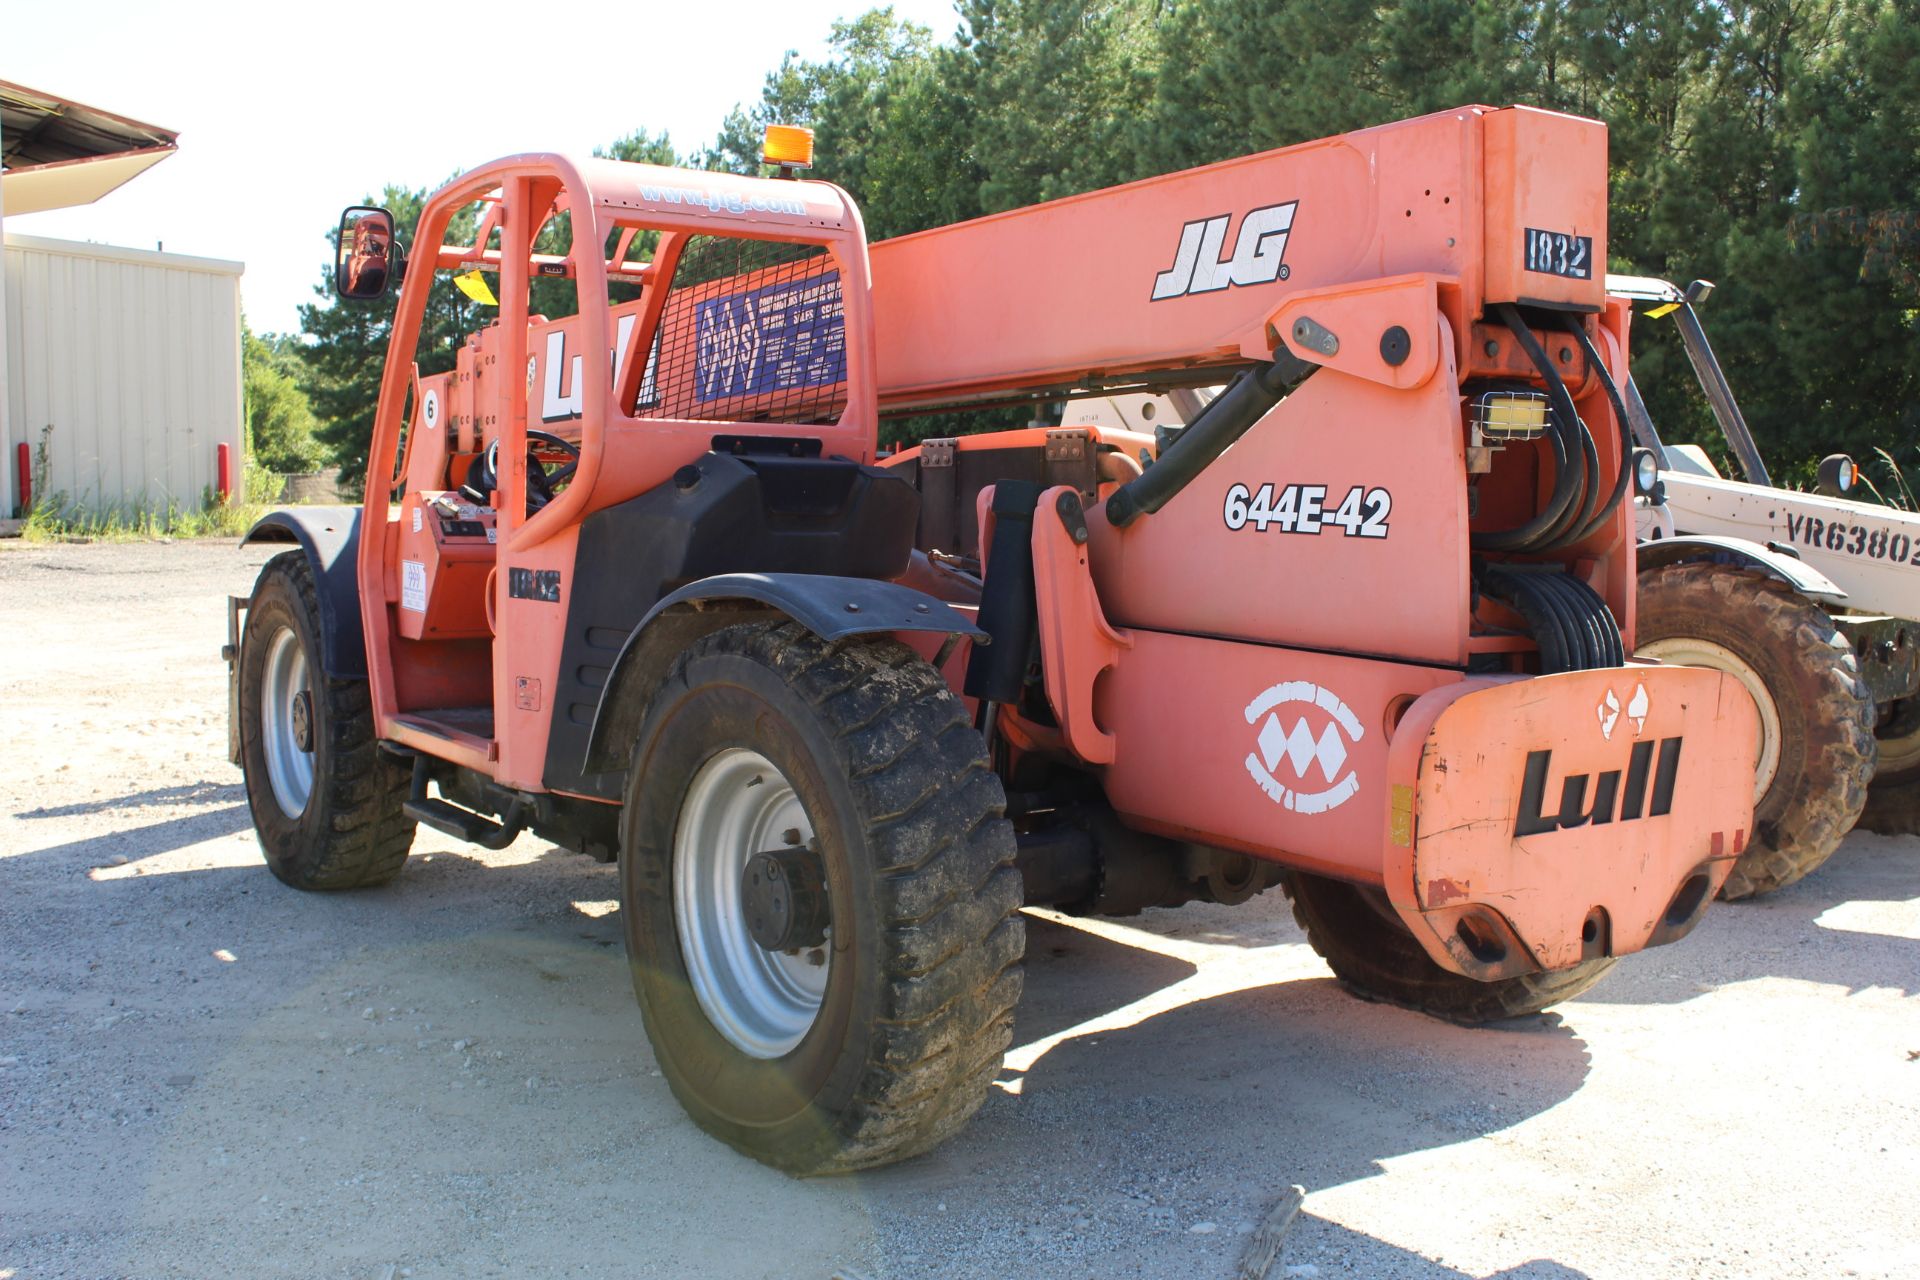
xmin=454 ymin=270 xmax=498 ymax=306
xmin=1390 ymin=783 xmax=1416 ymax=847
xmin=1644 ymin=302 xmax=1679 ymax=319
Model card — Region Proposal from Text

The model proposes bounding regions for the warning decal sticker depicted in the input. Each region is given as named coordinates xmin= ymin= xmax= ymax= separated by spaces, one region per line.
xmin=401 ymin=560 xmax=427 ymax=613
xmin=696 ymin=271 xmax=846 ymax=402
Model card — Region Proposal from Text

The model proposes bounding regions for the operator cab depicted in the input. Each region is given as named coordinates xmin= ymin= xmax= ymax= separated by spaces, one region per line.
xmin=331 ymin=146 xmax=879 ymax=780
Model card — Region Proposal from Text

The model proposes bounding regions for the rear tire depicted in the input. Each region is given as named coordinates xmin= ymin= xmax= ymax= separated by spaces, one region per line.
xmin=1859 ymin=698 xmax=1920 ymax=836
xmin=1635 ymin=563 xmax=1874 ymax=898
xmin=238 ymin=551 xmax=414 ymax=890
xmin=619 ymin=622 xmax=1024 ymax=1174
xmin=1283 ymin=873 xmax=1614 ymax=1024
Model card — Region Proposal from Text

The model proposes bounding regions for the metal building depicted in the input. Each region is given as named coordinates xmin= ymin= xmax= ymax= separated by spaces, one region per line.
xmin=3 ymin=232 xmax=244 ymax=515
xmin=0 ymin=79 xmax=245 ymax=520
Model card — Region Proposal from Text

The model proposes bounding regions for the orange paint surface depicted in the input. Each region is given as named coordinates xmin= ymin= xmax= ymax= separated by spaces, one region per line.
xmin=342 ymin=104 xmax=1758 ymax=982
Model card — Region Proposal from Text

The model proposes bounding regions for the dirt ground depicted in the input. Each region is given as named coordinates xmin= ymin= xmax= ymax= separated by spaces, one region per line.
xmin=1 ymin=537 xmax=1916 ymax=1280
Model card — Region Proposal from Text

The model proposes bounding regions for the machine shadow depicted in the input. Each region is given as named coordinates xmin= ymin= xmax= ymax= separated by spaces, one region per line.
xmin=13 ymin=779 xmax=245 ymax=821
xmin=13 ymin=831 xmax=1602 ymax=1279
xmin=1290 ymin=1216 xmax=1594 ymax=1280
xmin=855 ymin=915 xmax=1595 ymax=1278
xmin=11 ymin=803 xmax=253 ymax=864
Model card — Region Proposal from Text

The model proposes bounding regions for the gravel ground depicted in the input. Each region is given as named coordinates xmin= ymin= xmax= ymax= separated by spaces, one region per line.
xmin=1 ymin=537 xmax=1917 ymax=1280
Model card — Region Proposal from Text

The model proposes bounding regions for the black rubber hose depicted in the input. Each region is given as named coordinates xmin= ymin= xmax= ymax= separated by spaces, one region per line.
xmin=964 ymin=480 xmax=1042 ymax=705
xmin=1105 ymin=348 xmax=1317 ymax=528
xmin=1538 ymin=403 xmax=1599 ymax=551
xmin=1479 ymin=564 xmax=1623 ymax=673
xmin=1482 ymin=567 xmax=1570 ymax=672
xmin=1501 ymin=306 xmax=1599 ymax=553
xmin=1470 ymin=306 xmax=1584 ymax=552
xmin=1524 ymin=570 xmax=1590 ymax=668
xmin=1562 ymin=318 xmax=1637 ymax=547
xmin=1538 ymin=572 xmax=1605 ymax=668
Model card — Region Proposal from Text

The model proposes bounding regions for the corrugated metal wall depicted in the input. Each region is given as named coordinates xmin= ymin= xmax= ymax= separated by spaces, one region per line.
xmin=3 ymin=233 xmax=243 ymax=516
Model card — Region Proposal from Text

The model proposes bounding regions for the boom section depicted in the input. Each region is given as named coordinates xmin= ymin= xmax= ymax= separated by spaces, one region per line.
xmin=868 ymin=105 xmax=1606 ymax=410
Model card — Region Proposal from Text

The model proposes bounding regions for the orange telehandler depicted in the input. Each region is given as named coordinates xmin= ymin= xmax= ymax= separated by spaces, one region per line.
xmin=229 ymin=105 xmax=1760 ymax=1173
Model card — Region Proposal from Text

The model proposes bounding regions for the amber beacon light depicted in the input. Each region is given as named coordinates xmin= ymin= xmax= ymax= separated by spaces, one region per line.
xmin=763 ymin=124 xmax=815 ymax=174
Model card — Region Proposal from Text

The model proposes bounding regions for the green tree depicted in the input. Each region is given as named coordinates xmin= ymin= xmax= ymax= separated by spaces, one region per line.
xmin=698 ymin=9 xmax=973 ymax=238
xmin=242 ymin=324 xmax=322 ymax=474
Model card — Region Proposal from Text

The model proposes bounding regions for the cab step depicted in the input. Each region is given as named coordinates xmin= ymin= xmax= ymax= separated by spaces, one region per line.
xmin=403 ymin=757 xmax=527 ymax=850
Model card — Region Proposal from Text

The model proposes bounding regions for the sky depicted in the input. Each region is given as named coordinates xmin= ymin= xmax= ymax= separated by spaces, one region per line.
xmin=4 ymin=0 xmax=966 ymax=336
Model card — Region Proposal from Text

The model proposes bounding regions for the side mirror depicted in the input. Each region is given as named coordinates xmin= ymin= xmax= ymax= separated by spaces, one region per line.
xmin=335 ymin=206 xmax=399 ymax=300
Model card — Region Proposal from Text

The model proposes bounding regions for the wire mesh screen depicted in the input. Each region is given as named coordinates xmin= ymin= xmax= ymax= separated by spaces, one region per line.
xmin=634 ymin=236 xmax=847 ymax=424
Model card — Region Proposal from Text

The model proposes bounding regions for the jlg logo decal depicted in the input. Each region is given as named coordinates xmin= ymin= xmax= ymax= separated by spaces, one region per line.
xmin=1151 ymin=202 xmax=1299 ymax=301
xmin=1243 ymin=680 xmax=1363 ymax=814
xmin=1514 ymin=737 xmax=1682 ymax=837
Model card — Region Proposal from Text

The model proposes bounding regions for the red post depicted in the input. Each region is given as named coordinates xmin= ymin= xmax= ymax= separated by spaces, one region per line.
xmin=15 ymin=441 xmax=29 ymax=514
xmin=216 ymin=442 xmax=232 ymax=503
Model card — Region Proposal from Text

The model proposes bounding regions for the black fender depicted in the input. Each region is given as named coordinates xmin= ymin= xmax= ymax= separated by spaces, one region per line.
xmin=1637 ymin=534 xmax=1846 ymax=603
xmin=240 ymin=507 xmax=367 ymax=678
xmin=582 ymin=572 xmax=987 ymax=776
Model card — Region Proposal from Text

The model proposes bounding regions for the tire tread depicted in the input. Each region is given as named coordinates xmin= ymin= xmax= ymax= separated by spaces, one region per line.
xmin=243 ymin=552 xmax=414 ymax=891
xmin=656 ymin=623 xmax=1023 ymax=1173
xmin=1637 ymin=563 xmax=1874 ymax=898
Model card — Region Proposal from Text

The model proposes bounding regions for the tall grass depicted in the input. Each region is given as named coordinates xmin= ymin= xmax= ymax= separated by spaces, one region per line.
xmin=1858 ymin=447 xmax=1918 ymax=512
xmin=18 ymin=425 xmax=276 ymax=542
xmin=21 ymin=489 xmax=266 ymax=541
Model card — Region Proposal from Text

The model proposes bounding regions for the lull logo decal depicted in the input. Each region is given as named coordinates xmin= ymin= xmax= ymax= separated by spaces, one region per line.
xmin=1243 ymin=680 xmax=1364 ymax=814
xmin=538 ymin=314 xmax=646 ymax=423
xmin=1152 ymin=202 xmax=1299 ymax=301
xmin=1514 ymin=737 xmax=1682 ymax=837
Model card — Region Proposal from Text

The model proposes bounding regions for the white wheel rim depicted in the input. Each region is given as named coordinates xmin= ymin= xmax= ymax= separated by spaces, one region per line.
xmin=1637 ymin=637 xmax=1780 ymax=801
xmin=260 ymin=626 xmax=315 ymax=819
xmin=1875 ymin=712 xmax=1920 ymax=779
xmin=673 ymin=749 xmax=829 ymax=1059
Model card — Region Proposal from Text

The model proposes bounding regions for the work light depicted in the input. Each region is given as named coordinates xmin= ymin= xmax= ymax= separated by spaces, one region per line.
xmin=1815 ymin=453 xmax=1856 ymax=497
xmin=1634 ymin=448 xmax=1660 ymax=495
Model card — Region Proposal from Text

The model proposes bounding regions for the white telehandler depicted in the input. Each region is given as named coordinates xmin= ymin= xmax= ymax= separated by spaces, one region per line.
xmin=1610 ymin=276 xmax=1919 ymax=884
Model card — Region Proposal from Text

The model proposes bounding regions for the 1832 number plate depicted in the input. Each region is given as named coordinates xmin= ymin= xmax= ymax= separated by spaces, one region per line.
xmin=1523 ymin=228 xmax=1592 ymax=280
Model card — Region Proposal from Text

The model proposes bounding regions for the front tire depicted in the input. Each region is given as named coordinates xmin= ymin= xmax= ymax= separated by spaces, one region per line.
xmin=1635 ymin=563 xmax=1874 ymax=898
xmin=1283 ymin=873 xmax=1615 ymax=1024
xmin=237 ymin=551 xmax=414 ymax=890
xmin=620 ymin=622 xmax=1024 ymax=1174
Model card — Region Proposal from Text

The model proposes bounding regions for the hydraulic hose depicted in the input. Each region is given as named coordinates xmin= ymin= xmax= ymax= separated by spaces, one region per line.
xmin=1470 ymin=305 xmax=1587 ymax=553
xmin=1478 ymin=563 xmax=1623 ymax=672
xmin=1561 ymin=317 xmax=1636 ymax=546
xmin=1104 ymin=348 xmax=1317 ymax=529
xmin=1505 ymin=304 xmax=1596 ymax=552
xmin=1536 ymin=402 xmax=1599 ymax=551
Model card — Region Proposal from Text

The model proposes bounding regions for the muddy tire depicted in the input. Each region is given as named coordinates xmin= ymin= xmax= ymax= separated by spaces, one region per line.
xmin=238 ymin=551 xmax=415 ymax=890
xmin=1282 ymin=873 xmax=1614 ymax=1024
xmin=1859 ymin=697 xmax=1920 ymax=835
xmin=1635 ymin=563 xmax=1874 ymax=898
xmin=619 ymin=622 xmax=1024 ymax=1174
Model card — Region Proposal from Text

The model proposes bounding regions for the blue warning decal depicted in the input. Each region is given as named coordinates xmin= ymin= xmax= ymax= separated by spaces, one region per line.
xmin=696 ymin=270 xmax=847 ymax=402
